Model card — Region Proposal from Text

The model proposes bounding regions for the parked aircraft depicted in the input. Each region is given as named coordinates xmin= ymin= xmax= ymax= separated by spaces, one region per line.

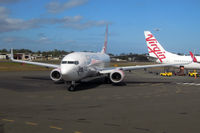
xmin=189 ymin=51 xmax=200 ymax=63
xmin=144 ymin=31 xmax=200 ymax=70
xmin=10 ymin=27 xmax=188 ymax=91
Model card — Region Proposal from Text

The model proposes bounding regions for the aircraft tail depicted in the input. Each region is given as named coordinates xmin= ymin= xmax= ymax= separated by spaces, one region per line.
xmin=189 ymin=51 xmax=198 ymax=62
xmin=144 ymin=31 xmax=168 ymax=63
xmin=101 ymin=24 xmax=108 ymax=54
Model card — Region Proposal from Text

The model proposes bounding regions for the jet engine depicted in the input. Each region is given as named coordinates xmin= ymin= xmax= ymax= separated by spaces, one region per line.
xmin=50 ymin=68 xmax=62 ymax=82
xmin=109 ymin=70 xmax=125 ymax=83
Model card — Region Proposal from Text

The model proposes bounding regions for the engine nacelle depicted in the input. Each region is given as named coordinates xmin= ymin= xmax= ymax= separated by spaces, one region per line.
xmin=50 ymin=68 xmax=62 ymax=82
xmin=110 ymin=70 xmax=125 ymax=83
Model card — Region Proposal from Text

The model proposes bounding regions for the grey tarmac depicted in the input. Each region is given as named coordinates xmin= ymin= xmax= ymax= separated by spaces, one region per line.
xmin=0 ymin=70 xmax=200 ymax=133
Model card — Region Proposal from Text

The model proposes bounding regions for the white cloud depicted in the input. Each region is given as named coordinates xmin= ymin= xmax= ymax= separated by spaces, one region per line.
xmin=1 ymin=36 xmax=36 ymax=46
xmin=37 ymin=33 xmax=51 ymax=44
xmin=0 ymin=35 xmax=78 ymax=51
xmin=0 ymin=6 xmax=41 ymax=32
xmin=63 ymin=20 xmax=110 ymax=30
xmin=0 ymin=6 xmax=10 ymax=19
xmin=1 ymin=36 xmax=52 ymax=45
xmin=0 ymin=17 xmax=40 ymax=32
xmin=46 ymin=0 xmax=88 ymax=14
xmin=0 ymin=9 xmax=111 ymax=33
xmin=0 ymin=5 xmax=111 ymax=33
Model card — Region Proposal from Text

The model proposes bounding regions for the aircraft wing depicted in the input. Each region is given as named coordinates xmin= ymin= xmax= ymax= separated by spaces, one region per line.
xmin=11 ymin=49 xmax=59 ymax=68
xmin=11 ymin=59 xmax=59 ymax=68
xmin=99 ymin=62 xmax=190 ymax=74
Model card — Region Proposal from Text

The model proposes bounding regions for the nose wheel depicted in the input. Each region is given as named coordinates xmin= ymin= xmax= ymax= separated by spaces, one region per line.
xmin=66 ymin=81 xmax=76 ymax=91
xmin=68 ymin=85 xmax=75 ymax=91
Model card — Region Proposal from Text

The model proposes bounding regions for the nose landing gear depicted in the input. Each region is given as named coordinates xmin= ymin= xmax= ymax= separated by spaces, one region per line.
xmin=66 ymin=81 xmax=76 ymax=91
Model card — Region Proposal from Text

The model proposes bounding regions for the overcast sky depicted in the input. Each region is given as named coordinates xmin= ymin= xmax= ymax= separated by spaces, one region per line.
xmin=0 ymin=0 xmax=200 ymax=54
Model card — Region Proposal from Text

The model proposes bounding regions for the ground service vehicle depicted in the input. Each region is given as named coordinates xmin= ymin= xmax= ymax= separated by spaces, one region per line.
xmin=160 ymin=72 xmax=172 ymax=76
xmin=188 ymin=71 xmax=199 ymax=77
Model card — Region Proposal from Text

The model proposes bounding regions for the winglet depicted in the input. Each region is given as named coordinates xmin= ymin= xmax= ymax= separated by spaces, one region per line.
xmin=10 ymin=48 xmax=14 ymax=60
xmin=189 ymin=51 xmax=197 ymax=62
xmin=101 ymin=24 xmax=108 ymax=54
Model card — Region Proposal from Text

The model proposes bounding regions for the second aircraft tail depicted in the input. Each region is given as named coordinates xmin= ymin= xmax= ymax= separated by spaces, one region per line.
xmin=144 ymin=31 xmax=169 ymax=63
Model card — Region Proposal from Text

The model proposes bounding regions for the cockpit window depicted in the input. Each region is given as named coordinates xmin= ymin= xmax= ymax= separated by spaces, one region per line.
xmin=75 ymin=61 xmax=79 ymax=65
xmin=62 ymin=61 xmax=79 ymax=65
xmin=61 ymin=61 xmax=67 ymax=64
xmin=68 ymin=61 xmax=74 ymax=64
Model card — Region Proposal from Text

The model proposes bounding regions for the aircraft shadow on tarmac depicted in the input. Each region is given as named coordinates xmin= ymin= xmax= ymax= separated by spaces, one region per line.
xmin=22 ymin=76 xmax=104 ymax=91
xmin=125 ymin=81 xmax=172 ymax=84
xmin=22 ymin=76 xmax=172 ymax=91
xmin=22 ymin=76 xmax=51 ymax=81
xmin=22 ymin=76 xmax=66 ymax=84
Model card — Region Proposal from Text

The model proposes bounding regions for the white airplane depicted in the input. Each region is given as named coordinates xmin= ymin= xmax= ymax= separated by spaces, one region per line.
xmin=144 ymin=31 xmax=200 ymax=70
xmin=10 ymin=27 xmax=188 ymax=91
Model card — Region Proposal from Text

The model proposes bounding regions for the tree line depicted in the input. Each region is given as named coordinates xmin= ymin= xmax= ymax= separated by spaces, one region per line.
xmin=0 ymin=49 xmax=70 ymax=57
xmin=0 ymin=49 xmax=149 ymax=61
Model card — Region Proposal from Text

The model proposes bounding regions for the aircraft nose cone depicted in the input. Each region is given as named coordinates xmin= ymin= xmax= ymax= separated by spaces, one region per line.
xmin=61 ymin=65 xmax=72 ymax=75
xmin=60 ymin=65 xmax=78 ymax=81
xmin=60 ymin=67 xmax=69 ymax=75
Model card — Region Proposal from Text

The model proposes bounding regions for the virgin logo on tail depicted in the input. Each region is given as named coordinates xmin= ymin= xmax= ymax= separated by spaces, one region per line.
xmin=146 ymin=34 xmax=166 ymax=63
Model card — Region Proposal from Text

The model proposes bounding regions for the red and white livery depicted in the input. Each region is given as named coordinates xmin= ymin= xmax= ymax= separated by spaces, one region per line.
xmin=10 ymin=28 xmax=189 ymax=91
xmin=144 ymin=31 xmax=200 ymax=69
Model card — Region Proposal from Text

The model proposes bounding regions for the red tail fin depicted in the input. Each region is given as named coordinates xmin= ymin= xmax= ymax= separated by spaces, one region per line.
xmin=189 ymin=51 xmax=197 ymax=62
xmin=101 ymin=24 xmax=108 ymax=54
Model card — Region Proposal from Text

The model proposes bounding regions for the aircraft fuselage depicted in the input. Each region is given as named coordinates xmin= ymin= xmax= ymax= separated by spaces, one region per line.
xmin=60 ymin=52 xmax=110 ymax=81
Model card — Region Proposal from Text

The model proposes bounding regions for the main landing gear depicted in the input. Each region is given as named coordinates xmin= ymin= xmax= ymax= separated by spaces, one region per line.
xmin=104 ymin=76 xmax=112 ymax=84
xmin=66 ymin=81 xmax=76 ymax=91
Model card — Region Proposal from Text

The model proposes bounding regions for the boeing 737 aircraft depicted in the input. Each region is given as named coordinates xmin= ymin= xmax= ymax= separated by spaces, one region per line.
xmin=10 ymin=27 xmax=188 ymax=91
xmin=144 ymin=31 xmax=200 ymax=70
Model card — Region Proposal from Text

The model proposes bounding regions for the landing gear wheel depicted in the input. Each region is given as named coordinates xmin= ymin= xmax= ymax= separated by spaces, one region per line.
xmin=68 ymin=85 xmax=75 ymax=91
xmin=67 ymin=81 xmax=76 ymax=91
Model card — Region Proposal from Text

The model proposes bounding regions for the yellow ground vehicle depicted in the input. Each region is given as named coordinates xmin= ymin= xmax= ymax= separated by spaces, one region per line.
xmin=188 ymin=71 xmax=199 ymax=77
xmin=160 ymin=72 xmax=172 ymax=76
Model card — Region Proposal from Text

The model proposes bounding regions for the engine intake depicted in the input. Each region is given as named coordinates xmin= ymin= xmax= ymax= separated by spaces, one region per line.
xmin=50 ymin=68 xmax=62 ymax=81
xmin=110 ymin=70 xmax=125 ymax=83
